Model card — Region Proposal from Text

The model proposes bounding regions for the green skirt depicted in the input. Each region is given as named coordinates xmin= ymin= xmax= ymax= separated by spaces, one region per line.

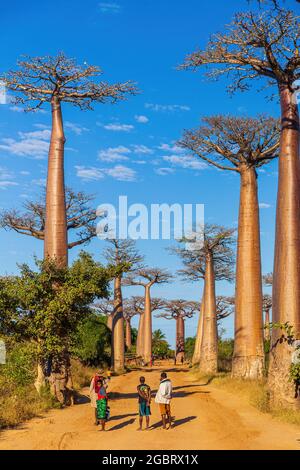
xmin=96 ymin=398 xmax=107 ymax=420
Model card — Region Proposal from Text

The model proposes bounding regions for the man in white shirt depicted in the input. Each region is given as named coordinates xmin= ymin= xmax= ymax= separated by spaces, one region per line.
xmin=155 ymin=372 xmax=173 ymax=429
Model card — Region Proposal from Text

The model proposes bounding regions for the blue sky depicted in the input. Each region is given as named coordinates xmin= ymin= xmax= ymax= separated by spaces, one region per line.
xmin=0 ymin=0 xmax=297 ymax=346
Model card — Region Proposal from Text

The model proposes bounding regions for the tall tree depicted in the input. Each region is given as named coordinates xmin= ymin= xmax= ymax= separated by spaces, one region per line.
xmin=179 ymin=116 xmax=279 ymax=379
xmin=2 ymin=53 xmax=136 ymax=268
xmin=171 ymin=228 xmax=234 ymax=368
xmin=125 ymin=268 xmax=172 ymax=364
xmin=156 ymin=300 xmax=198 ymax=362
xmin=103 ymin=240 xmax=143 ymax=372
xmin=125 ymin=296 xmax=165 ymax=357
xmin=180 ymin=5 xmax=300 ymax=405
xmin=172 ymin=225 xmax=235 ymax=374
xmin=0 ymin=188 xmax=97 ymax=249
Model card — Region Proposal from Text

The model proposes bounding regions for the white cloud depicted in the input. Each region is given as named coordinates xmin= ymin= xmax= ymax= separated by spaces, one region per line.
xmin=0 ymin=181 xmax=18 ymax=190
xmin=259 ymin=203 xmax=271 ymax=209
xmin=31 ymin=178 xmax=47 ymax=187
xmin=104 ymin=165 xmax=137 ymax=182
xmin=20 ymin=170 xmax=30 ymax=175
xmin=158 ymin=143 xmax=185 ymax=154
xmin=132 ymin=145 xmax=153 ymax=155
xmin=99 ymin=2 xmax=120 ymax=13
xmin=9 ymin=106 xmax=24 ymax=113
xmin=0 ymin=167 xmax=17 ymax=189
xmin=134 ymin=115 xmax=149 ymax=124
xmin=155 ymin=167 xmax=176 ymax=176
xmin=75 ymin=166 xmax=105 ymax=181
xmin=76 ymin=165 xmax=137 ymax=182
xmin=163 ymin=155 xmax=207 ymax=170
xmin=98 ymin=146 xmax=131 ymax=162
xmin=65 ymin=121 xmax=89 ymax=135
xmin=0 ymin=129 xmax=50 ymax=159
xmin=102 ymin=123 xmax=134 ymax=132
xmin=145 ymin=103 xmax=190 ymax=112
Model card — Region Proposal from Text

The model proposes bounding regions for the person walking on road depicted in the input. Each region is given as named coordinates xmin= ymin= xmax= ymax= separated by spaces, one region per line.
xmin=155 ymin=372 xmax=173 ymax=429
xmin=137 ymin=376 xmax=152 ymax=431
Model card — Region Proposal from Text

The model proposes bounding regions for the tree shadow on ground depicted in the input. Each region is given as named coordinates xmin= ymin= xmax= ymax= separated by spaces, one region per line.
xmin=74 ymin=393 xmax=90 ymax=404
xmin=108 ymin=418 xmax=136 ymax=431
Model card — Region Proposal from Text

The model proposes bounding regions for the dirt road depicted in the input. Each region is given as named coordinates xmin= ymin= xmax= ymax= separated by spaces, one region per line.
xmin=0 ymin=364 xmax=299 ymax=450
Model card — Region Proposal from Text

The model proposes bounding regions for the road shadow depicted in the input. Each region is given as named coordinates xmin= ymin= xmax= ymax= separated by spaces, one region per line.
xmin=74 ymin=393 xmax=90 ymax=405
xmin=109 ymin=413 xmax=138 ymax=421
xmin=108 ymin=418 xmax=136 ymax=431
xmin=149 ymin=415 xmax=197 ymax=430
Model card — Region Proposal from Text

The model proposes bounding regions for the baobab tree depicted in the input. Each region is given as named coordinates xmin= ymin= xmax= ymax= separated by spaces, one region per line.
xmin=180 ymin=5 xmax=300 ymax=405
xmin=172 ymin=225 xmax=235 ymax=374
xmin=179 ymin=116 xmax=280 ymax=379
xmin=156 ymin=300 xmax=199 ymax=363
xmin=262 ymin=273 xmax=273 ymax=340
xmin=0 ymin=188 xmax=97 ymax=249
xmin=263 ymin=295 xmax=273 ymax=341
xmin=94 ymin=298 xmax=115 ymax=331
xmin=125 ymin=268 xmax=172 ymax=364
xmin=1 ymin=53 xmax=136 ymax=268
xmin=103 ymin=239 xmax=143 ymax=372
xmin=216 ymin=296 xmax=235 ymax=326
xmin=126 ymin=296 xmax=165 ymax=357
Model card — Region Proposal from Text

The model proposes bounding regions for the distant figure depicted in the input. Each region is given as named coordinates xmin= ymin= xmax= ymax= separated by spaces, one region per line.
xmin=174 ymin=356 xmax=177 ymax=366
xmin=155 ymin=372 xmax=173 ymax=429
xmin=181 ymin=356 xmax=184 ymax=365
xmin=137 ymin=376 xmax=151 ymax=430
xmin=96 ymin=378 xmax=108 ymax=431
xmin=89 ymin=370 xmax=109 ymax=425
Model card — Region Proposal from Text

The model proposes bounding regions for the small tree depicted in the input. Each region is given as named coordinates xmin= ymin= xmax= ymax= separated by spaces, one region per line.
xmin=94 ymin=298 xmax=115 ymax=330
xmin=179 ymin=116 xmax=279 ymax=379
xmin=171 ymin=225 xmax=235 ymax=372
xmin=156 ymin=300 xmax=199 ymax=362
xmin=0 ymin=188 xmax=97 ymax=249
xmin=180 ymin=4 xmax=300 ymax=405
xmin=125 ymin=268 xmax=172 ymax=364
xmin=1 ymin=53 xmax=136 ymax=268
xmin=103 ymin=239 xmax=143 ymax=372
xmin=9 ymin=252 xmax=111 ymax=403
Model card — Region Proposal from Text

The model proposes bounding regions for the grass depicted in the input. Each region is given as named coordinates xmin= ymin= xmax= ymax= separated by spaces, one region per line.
xmin=191 ymin=369 xmax=300 ymax=427
xmin=0 ymin=358 xmax=97 ymax=430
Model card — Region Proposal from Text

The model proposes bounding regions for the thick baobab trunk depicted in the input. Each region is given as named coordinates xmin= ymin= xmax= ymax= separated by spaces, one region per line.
xmin=125 ymin=318 xmax=132 ymax=349
xmin=268 ymin=86 xmax=300 ymax=409
xmin=44 ymin=96 xmax=68 ymax=267
xmin=176 ymin=316 xmax=185 ymax=363
xmin=143 ymin=285 xmax=152 ymax=365
xmin=44 ymin=99 xmax=69 ymax=399
xmin=112 ymin=276 xmax=125 ymax=372
xmin=192 ymin=293 xmax=205 ymax=366
xmin=264 ymin=309 xmax=271 ymax=342
xmin=232 ymin=166 xmax=265 ymax=379
xmin=199 ymin=253 xmax=218 ymax=374
xmin=136 ymin=312 xmax=144 ymax=357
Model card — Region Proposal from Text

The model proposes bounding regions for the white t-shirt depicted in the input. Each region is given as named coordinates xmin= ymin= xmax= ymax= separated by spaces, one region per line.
xmin=155 ymin=379 xmax=173 ymax=404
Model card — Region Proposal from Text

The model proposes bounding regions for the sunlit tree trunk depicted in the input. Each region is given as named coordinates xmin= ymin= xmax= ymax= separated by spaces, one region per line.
xmin=34 ymin=361 xmax=46 ymax=394
xmin=264 ymin=309 xmax=271 ymax=342
xmin=143 ymin=285 xmax=152 ymax=364
xmin=269 ymin=86 xmax=300 ymax=409
xmin=125 ymin=318 xmax=132 ymax=349
xmin=192 ymin=292 xmax=205 ymax=366
xmin=112 ymin=276 xmax=125 ymax=372
xmin=199 ymin=252 xmax=218 ymax=374
xmin=176 ymin=316 xmax=185 ymax=363
xmin=44 ymin=96 xmax=68 ymax=267
xmin=136 ymin=312 xmax=144 ymax=357
xmin=232 ymin=166 xmax=265 ymax=379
